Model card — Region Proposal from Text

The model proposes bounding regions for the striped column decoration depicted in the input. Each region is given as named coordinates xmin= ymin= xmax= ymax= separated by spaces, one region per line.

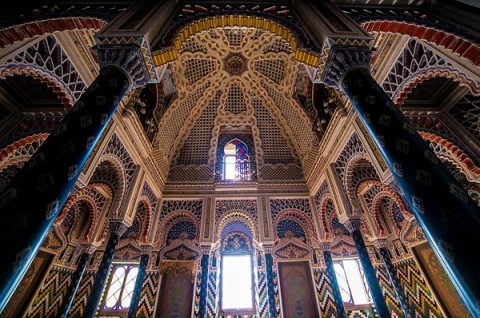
xmin=197 ymin=254 xmax=209 ymax=317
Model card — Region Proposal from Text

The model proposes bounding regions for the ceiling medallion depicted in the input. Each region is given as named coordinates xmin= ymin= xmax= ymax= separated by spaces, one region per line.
xmin=224 ymin=52 xmax=247 ymax=76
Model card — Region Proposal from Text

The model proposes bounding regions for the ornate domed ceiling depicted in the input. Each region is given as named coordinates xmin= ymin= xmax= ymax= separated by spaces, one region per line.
xmin=153 ymin=27 xmax=319 ymax=183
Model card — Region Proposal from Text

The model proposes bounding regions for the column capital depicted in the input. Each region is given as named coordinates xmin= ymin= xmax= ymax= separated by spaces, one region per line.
xmin=96 ymin=39 xmax=156 ymax=89
xmin=343 ymin=218 xmax=362 ymax=233
xmin=322 ymin=45 xmax=371 ymax=88
xmin=109 ymin=220 xmax=128 ymax=236
xmin=318 ymin=240 xmax=332 ymax=251
xmin=372 ymin=239 xmax=389 ymax=249
xmin=80 ymin=244 xmax=97 ymax=255
xmin=139 ymin=244 xmax=153 ymax=255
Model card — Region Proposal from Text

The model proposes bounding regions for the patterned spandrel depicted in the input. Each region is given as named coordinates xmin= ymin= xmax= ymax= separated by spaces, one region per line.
xmin=449 ymin=94 xmax=480 ymax=142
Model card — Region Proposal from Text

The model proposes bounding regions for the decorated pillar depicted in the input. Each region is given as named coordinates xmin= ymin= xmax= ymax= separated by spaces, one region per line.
xmin=344 ymin=220 xmax=390 ymax=317
xmin=375 ymin=241 xmax=413 ymax=317
xmin=322 ymin=247 xmax=347 ymax=318
xmin=197 ymin=253 xmax=209 ymax=317
xmin=60 ymin=245 xmax=96 ymax=318
xmin=265 ymin=253 xmax=278 ymax=318
xmin=0 ymin=44 xmax=155 ymax=311
xmin=83 ymin=222 xmax=128 ymax=317
xmin=127 ymin=245 xmax=151 ymax=318
xmin=322 ymin=45 xmax=480 ymax=316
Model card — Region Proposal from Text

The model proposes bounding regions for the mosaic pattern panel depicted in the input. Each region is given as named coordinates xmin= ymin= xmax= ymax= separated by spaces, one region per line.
xmin=69 ymin=270 xmax=96 ymax=318
xmin=135 ymin=271 xmax=160 ymax=318
xmin=25 ymin=266 xmax=73 ymax=318
xmin=413 ymin=243 xmax=470 ymax=317
xmin=375 ymin=265 xmax=403 ymax=317
xmin=313 ymin=268 xmax=340 ymax=318
xmin=395 ymin=258 xmax=444 ymax=317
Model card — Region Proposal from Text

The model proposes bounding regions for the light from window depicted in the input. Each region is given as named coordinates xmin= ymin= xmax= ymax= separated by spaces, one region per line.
xmin=334 ymin=259 xmax=371 ymax=305
xmin=104 ymin=264 xmax=139 ymax=310
xmin=224 ymin=154 xmax=236 ymax=180
xmin=222 ymin=255 xmax=253 ymax=310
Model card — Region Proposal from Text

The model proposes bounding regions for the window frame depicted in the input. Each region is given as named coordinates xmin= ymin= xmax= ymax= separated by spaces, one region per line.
xmin=222 ymin=139 xmax=251 ymax=181
xmin=333 ymin=258 xmax=372 ymax=307
xmin=99 ymin=263 xmax=139 ymax=316
xmin=220 ymin=253 xmax=256 ymax=316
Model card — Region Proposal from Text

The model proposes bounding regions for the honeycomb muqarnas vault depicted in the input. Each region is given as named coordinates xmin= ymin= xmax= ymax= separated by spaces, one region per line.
xmin=0 ymin=0 xmax=479 ymax=317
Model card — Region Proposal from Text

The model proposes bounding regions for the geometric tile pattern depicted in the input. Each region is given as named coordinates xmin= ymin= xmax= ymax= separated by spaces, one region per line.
xmin=135 ymin=271 xmax=160 ymax=318
xmin=206 ymin=268 xmax=219 ymax=318
xmin=313 ymin=268 xmax=340 ymax=318
xmin=255 ymin=269 xmax=269 ymax=318
xmin=69 ymin=270 xmax=96 ymax=317
xmin=375 ymin=265 xmax=403 ymax=317
xmin=24 ymin=266 xmax=73 ymax=318
xmin=394 ymin=259 xmax=444 ymax=317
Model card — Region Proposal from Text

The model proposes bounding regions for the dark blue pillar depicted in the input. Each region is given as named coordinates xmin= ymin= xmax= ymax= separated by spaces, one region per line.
xmin=323 ymin=45 xmax=480 ymax=317
xmin=127 ymin=252 xmax=149 ymax=318
xmin=60 ymin=249 xmax=94 ymax=318
xmin=351 ymin=230 xmax=390 ymax=317
xmin=265 ymin=253 xmax=277 ymax=318
xmin=0 ymin=66 xmax=130 ymax=312
xmin=198 ymin=254 xmax=209 ymax=317
xmin=83 ymin=223 xmax=126 ymax=318
xmin=323 ymin=250 xmax=347 ymax=318
xmin=378 ymin=247 xmax=413 ymax=317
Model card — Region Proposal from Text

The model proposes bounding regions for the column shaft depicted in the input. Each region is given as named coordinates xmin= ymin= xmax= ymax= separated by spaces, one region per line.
xmin=342 ymin=66 xmax=480 ymax=316
xmin=379 ymin=247 xmax=413 ymax=317
xmin=60 ymin=252 xmax=91 ymax=318
xmin=83 ymin=232 xmax=120 ymax=317
xmin=323 ymin=251 xmax=347 ymax=318
xmin=0 ymin=66 xmax=130 ymax=312
xmin=127 ymin=253 xmax=149 ymax=318
xmin=198 ymin=254 xmax=209 ymax=317
xmin=351 ymin=230 xmax=390 ymax=317
xmin=265 ymin=253 xmax=277 ymax=318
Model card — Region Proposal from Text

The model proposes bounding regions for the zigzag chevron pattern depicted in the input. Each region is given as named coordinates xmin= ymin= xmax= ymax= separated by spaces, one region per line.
xmin=193 ymin=269 xmax=202 ymax=317
xmin=395 ymin=259 xmax=444 ymax=317
xmin=347 ymin=308 xmax=377 ymax=317
xmin=135 ymin=271 xmax=160 ymax=318
xmin=375 ymin=265 xmax=403 ymax=317
xmin=313 ymin=268 xmax=339 ymax=318
xmin=206 ymin=269 xmax=218 ymax=318
xmin=255 ymin=270 xmax=269 ymax=318
xmin=25 ymin=266 xmax=73 ymax=318
xmin=69 ymin=271 xmax=95 ymax=318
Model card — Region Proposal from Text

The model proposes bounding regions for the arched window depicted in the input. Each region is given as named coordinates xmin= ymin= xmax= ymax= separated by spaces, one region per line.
xmin=333 ymin=259 xmax=371 ymax=305
xmin=223 ymin=139 xmax=250 ymax=181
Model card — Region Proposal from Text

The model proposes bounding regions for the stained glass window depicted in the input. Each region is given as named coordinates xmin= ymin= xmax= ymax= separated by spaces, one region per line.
xmin=101 ymin=264 xmax=139 ymax=314
xmin=223 ymin=139 xmax=250 ymax=181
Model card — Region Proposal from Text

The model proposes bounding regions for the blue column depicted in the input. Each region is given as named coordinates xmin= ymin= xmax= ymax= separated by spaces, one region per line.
xmin=265 ymin=253 xmax=277 ymax=318
xmin=378 ymin=247 xmax=413 ymax=317
xmin=83 ymin=223 xmax=126 ymax=318
xmin=0 ymin=66 xmax=130 ymax=312
xmin=323 ymin=45 xmax=480 ymax=317
xmin=127 ymin=252 xmax=149 ymax=318
xmin=198 ymin=254 xmax=209 ymax=317
xmin=351 ymin=229 xmax=390 ymax=317
xmin=323 ymin=251 xmax=347 ymax=318
xmin=60 ymin=250 xmax=94 ymax=318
